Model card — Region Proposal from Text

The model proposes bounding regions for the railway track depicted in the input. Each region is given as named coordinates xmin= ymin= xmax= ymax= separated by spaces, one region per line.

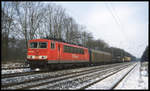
xmin=2 ymin=63 xmax=118 ymax=79
xmin=2 ymin=67 xmax=31 ymax=78
xmin=2 ymin=70 xmax=49 ymax=79
xmin=111 ymin=63 xmax=137 ymax=89
xmin=33 ymin=63 xmax=134 ymax=90
xmin=2 ymin=63 xmax=122 ymax=89
xmin=2 ymin=66 xmax=29 ymax=70
xmin=2 ymin=62 xmax=29 ymax=70
xmin=84 ymin=62 xmax=137 ymax=90
xmin=1 ymin=62 xmax=135 ymax=90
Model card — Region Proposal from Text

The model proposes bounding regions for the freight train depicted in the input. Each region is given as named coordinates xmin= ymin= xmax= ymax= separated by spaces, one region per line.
xmin=27 ymin=38 xmax=125 ymax=69
xmin=123 ymin=57 xmax=131 ymax=62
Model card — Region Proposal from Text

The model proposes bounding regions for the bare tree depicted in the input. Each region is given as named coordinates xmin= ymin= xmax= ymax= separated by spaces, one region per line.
xmin=14 ymin=2 xmax=45 ymax=48
xmin=2 ymin=2 xmax=113 ymax=63
xmin=62 ymin=16 xmax=80 ymax=43
xmin=53 ymin=5 xmax=66 ymax=39
xmin=2 ymin=2 xmax=16 ymax=61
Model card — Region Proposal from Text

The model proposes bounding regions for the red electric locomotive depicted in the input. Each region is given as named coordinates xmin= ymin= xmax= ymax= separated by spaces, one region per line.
xmin=27 ymin=39 xmax=89 ymax=69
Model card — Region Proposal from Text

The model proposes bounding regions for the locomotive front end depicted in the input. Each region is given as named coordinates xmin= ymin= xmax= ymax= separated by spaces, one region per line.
xmin=27 ymin=39 xmax=49 ymax=69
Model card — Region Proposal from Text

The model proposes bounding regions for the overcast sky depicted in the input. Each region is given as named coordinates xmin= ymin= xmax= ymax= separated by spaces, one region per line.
xmin=49 ymin=1 xmax=148 ymax=58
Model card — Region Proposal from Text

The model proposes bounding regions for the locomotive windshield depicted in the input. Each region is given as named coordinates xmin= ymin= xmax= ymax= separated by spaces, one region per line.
xmin=29 ymin=42 xmax=47 ymax=48
xmin=30 ymin=42 xmax=38 ymax=48
xmin=39 ymin=42 xmax=47 ymax=48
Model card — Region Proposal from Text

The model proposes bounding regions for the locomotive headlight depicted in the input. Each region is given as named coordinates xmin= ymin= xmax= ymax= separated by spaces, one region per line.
xmin=39 ymin=56 xmax=47 ymax=59
xmin=32 ymin=56 xmax=35 ymax=59
xmin=42 ymin=56 xmax=47 ymax=59
xmin=39 ymin=56 xmax=42 ymax=59
xmin=27 ymin=55 xmax=31 ymax=59
xmin=44 ymin=56 xmax=47 ymax=59
xmin=27 ymin=55 xmax=36 ymax=59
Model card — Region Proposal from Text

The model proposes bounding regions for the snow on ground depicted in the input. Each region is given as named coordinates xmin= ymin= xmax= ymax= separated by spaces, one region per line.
xmin=85 ymin=62 xmax=137 ymax=90
xmin=2 ymin=62 xmax=30 ymax=74
xmin=2 ymin=63 xmax=129 ymax=90
xmin=1 ymin=68 xmax=31 ymax=75
xmin=1 ymin=65 xmax=102 ymax=86
xmin=2 ymin=62 xmax=28 ymax=68
xmin=114 ymin=62 xmax=148 ymax=90
xmin=86 ymin=62 xmax=148 ymax=90
xmin=2 ymin=62 xmax=148 ymax=90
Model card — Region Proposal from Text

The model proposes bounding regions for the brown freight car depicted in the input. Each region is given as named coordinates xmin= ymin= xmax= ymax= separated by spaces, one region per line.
xmin=90 ymin=49 xmax=112 ymax=65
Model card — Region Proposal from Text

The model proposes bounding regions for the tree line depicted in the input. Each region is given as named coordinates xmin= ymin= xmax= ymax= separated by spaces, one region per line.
xmin=1 ymin=2 xmax=136 ymax=62
xmin=141 ymin=46 xmax=148 ymax=62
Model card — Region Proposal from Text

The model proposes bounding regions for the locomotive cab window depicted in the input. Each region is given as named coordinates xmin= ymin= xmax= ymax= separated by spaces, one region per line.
xmin=30 ymin=42 xmax=38 ymax=48
xmin=51 ymin=41 xmax=55 ymax=49
xmin=29 ymin=42 xmax=47 ymax=48
xmin=81 ymin=49 xmax=84 ymax=54
xmin=39 ymin=42 xmax=47 ymax=48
